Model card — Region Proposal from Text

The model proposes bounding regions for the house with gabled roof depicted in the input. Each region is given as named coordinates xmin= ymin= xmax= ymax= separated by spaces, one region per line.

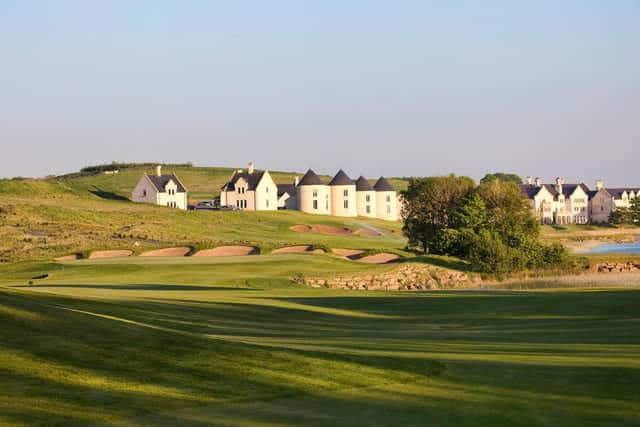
xmin=520 ymin=177 xmax=589 ymax=224
xmin=132 ymin=166 xmax=188 ymax=210
xmin=220 ymin=163 xmax=278 ymax=210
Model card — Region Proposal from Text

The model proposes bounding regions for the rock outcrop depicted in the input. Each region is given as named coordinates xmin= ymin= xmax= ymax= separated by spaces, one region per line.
xmin=589 ymin=262 xmax=640 ymax=273
xmin=298 ymin=264 xmax=478 ymax=291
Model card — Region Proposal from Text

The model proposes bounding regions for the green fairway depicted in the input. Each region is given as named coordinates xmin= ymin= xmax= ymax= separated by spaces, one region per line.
xmin=1 ymin=257 xmax=639 ymax=426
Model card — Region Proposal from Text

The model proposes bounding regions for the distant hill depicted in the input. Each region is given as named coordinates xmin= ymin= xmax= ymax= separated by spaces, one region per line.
xmin=6 ymin=163 xmax=409 ymax=202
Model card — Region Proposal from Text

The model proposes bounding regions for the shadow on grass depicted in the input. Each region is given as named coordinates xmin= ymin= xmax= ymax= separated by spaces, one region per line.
xmin=89 ymin=189 xmax=130 ymax=201
xmin=10 ymin=284 xmax=260 ymax=291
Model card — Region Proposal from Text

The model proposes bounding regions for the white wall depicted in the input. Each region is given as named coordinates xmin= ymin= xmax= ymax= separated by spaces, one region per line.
xmin=330 ymin=185 xmax=357 ymax=217
xmin=375 ymin=191 xmax=398 ymax=221
xmin=356 ymin=190 xmax=377 ymax=218
xmin=298 ymin=185 xmax=331 ymax=215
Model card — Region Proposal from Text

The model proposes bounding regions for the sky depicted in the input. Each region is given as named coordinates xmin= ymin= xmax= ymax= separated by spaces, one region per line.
xmin=1 ymin=1 xmax=639 ymax=186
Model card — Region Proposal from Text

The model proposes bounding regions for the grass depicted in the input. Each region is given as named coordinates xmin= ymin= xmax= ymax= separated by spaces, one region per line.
xmin=1 ymin=256 xmax=640 ymax=426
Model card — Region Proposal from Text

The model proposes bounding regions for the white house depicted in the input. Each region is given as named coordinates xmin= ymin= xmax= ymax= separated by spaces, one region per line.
xmin=132 ymin=166 xmax=188 ymax=210
xmin=220 ymin=163 xmax=278 ymax=210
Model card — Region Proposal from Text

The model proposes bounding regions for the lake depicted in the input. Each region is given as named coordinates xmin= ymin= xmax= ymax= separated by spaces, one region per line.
xmin=587 ymin=241 xmax=640 ymax=254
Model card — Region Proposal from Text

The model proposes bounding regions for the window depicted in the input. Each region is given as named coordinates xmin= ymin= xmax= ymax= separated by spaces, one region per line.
xmin=142 ymin=189 xmax=147 ymax=197
xmin=313 ymin=190 xmax=318 ymax=197
xmin=343 ymin=189 xmax=348 ymax=197
xmin=365 ymin=195 xmax=370 ymax=202
xmin=266 ymin=200 xmax=269 ymax=208
xmin=387 ymin=205 xmax=391 ymax=214
xmin=344 ymin=200 xmax=349 ymax=209
xmin=313 ymin=200 xmax=318 ymax=210
xmin=265 ymin=187 xmax=269 ymax=193
xmin=386 ymin=195 xmax=391 ymax=202
xmin=366 ymin=206 xmax=370 ymax=214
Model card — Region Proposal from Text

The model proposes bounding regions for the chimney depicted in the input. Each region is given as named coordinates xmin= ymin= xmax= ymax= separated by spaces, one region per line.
xmin=294 ymin=176 xmax=299 ymax=186
xmin=596 ymin=179 xmax=604 ymax=190
xmin=156 ymin=165 xmax=162 ymax=176
xmin=525 ymin=176 xmax=532 ymax=185
xmin=555 ymin=177 xmax=564 ymax=195
xmin=535 ymin=177 xmax=542 ymax=187
xmin=248 ymin=162 xmax=254 ymax=174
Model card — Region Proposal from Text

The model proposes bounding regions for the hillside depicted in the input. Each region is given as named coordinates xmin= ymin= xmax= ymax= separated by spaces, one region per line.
xmin=54 ymin=163 xmax=409 ymax=201
xmin=0 ymin=164 xmax=409 ymax=263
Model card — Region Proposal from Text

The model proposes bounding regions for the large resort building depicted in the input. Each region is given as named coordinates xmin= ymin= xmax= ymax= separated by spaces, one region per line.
xmin=220 ymin=163 xmax=400 ymax=221
xmin=520 ymin=177 xmax=638 ymax=225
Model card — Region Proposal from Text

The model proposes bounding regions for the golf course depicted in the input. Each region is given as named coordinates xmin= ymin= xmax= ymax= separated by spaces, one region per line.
xmin=1 ymin=165 xmax=640 ymax=426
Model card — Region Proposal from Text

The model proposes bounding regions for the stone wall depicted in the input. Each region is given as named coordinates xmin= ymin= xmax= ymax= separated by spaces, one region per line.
xmin=299 ymin=264 xmax=479 ymax=291
xmin=589 ymin=262 xmax=640 ymax=273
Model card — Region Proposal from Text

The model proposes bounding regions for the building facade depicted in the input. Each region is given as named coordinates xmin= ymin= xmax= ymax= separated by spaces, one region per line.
xmin=132 ymin=166 xmax=188 ymax=210
xmin=521 ymin=177 xmax=638 ymax=224
xmin=221 ymin=164 xmax=399 ymax=221
xmin=220 ymin=163 xmax=278 ymax=211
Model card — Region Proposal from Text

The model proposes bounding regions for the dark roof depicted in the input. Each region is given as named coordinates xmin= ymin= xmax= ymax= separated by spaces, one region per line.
xmin=560 ymin=183 xmax=590 ymax=198
xmin=520 ymin=183 xmax=592 ymax=200
xmin=221 ymin=171 xmax=266 ymax=192
xmin=277 ymin=183 xmax=296 ymax=198
xmin=147 ymin=174 xmax=187 ymax=193
xmin=328 ymin=169 xmax=354 ymax=186
xmin=373 ymin=177 xmax=395 ymax=192
xmin=298 ymin=169 xmax=324 ymax=186
xmin=355 ymin=176 xmax=374 ymax=191
xmin=519 ymin=184 xmax=558 ymax=199
xmin=606 ymin=188 xmax=640 ymax=200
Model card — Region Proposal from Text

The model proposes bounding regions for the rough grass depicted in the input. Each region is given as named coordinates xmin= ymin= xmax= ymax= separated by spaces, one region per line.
xmin=0 ymin=258 xmax=639 ymax=426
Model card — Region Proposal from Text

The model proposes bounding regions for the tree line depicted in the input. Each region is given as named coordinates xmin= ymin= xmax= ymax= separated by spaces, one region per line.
xmin=401 ymin=174 xmax=568 ymax=274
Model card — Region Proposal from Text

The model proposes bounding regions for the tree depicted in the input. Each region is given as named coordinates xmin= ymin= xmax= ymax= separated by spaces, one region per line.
xmin=632 ymin=197 xmax=640 ymax=224
xmin=480 ymin=172 xmax=523 ymax=186
xmin=401 ymin=175 xmax=475 ymax=252
xmin=477 ymin=180 xmax=539 ymax=245
xmin=609 ymin=208 xmax=632 ymax=225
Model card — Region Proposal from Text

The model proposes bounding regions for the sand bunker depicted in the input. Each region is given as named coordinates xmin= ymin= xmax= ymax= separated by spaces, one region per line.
xmin=54 ymin=254 xmax=80 ymax=262
xmin=354 ymin=229 xmax=381 ymax=237
xmin=290 ymin=224 xmax=352 ymax=236
xmin=356 ymin=253 xmax=400 ymax=264
xmin=193 ymin=246 xmax=258 ymax=257
xmin=89 ymin=250 xmax=133 ymax=259
xmin=272 ymin=245 xmax=313 ymax=254
xmin=140 ymin=247 xmax=192 ymax=257
xmin=312 ymin=249 xmax=326 ymax=254
xmin=332 ymin=248 xmax=365 ymax=258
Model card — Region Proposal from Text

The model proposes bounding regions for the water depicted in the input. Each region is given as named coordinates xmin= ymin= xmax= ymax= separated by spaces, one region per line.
xmin=587 ymin=242 xmax=640 ymax=254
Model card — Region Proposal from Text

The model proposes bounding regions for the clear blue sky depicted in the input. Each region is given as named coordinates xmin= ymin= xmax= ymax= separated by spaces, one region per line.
xmin=1 ymin=1 xmax=638 ymax=186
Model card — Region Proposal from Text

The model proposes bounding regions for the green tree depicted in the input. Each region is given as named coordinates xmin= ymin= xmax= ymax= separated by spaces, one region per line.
xmin=609 ymin=208 xmax=632 ymax=225
xmin=480 ymin=172 xmax=523 ymax=185
xmin=631 ymin=197 xmax=640 ymax=224
xmin=477 ymin=180 xmax=539 ymax=244
xmin=401 ymin=175 xmax=475 ymax=252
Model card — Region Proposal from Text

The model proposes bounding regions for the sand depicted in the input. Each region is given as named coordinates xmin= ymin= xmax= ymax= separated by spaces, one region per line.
xmin=290 ymin=224 xmax=353 ymax=236
xmin=332 ymin=248 xmax=365 ymax=258
xmin=356 ymin=253 xmax=400 ymax=264
xmin=139 ymin=247 xmax=192 ymax=257
xmin=89 ymin=250 xmax=133 ymax=259
xmin=272 ymin=245 xmax=313 ymax=254
xmin=193 ymin=246 xmax=258 ymax=257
